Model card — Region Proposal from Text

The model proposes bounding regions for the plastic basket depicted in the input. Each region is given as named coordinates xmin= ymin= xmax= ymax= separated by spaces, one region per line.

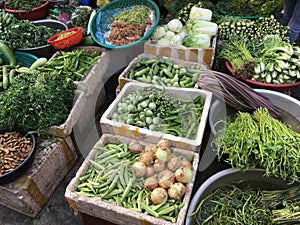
xmin=225 ymin=61 xmax=300 ymax=93
xmin=4 ymin=1 xmax=49 ymax=21
xmin=48 ymin=27 xmax=83 ymax=50
xmin=0 ymin=51 xmax=39 ymax=67
xmin=216 ymin=0 xmax=270 ymax=19
xmin=90 ymin=0 xmax=160 ymax=49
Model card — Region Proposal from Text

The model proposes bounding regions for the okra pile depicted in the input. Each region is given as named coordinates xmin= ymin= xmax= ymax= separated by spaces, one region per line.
xmin=76 ymin=139 xmax=193 ymax=222
xmin=124 ymin=57 xmax=202 ymax=88
xmin=111 ymin=86 xmax=205 ymax=140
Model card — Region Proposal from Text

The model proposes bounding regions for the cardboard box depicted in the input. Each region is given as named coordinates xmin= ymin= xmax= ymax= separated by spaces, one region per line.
xmin=65 ymin=134 xmax=199 ymax=225
xmin=144 ymin=36 xmax=217 ymax=68
xmin=117 ymin=53 xmax=206 ymax=93
xmin=100 ymin=82 xmax=212 ymax=151
xmin=0 ymin=136 xmax=77 ymax=217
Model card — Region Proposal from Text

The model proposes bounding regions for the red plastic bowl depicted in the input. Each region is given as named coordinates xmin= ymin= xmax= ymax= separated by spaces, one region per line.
xmin=4 ymin=1 xmax=49 ymax=21
xmin=48 ymin=27 xmax=83 ymax=50
xmin=225 ymin=61 xmax=300 ymax=92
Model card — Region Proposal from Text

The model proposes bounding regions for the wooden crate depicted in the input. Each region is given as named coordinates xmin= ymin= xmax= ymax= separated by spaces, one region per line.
xmin=117 ymin=53 xmax=207 ymax=93
xmin=65 ymin=134 xmax=199 ymax=225
xmin=100 ymin=82 xmax=212 ymax=151
xmin=0 ymin=136 xmax=77 ymax=217
xmin=144 ymin=36 xmax=217 ymax=68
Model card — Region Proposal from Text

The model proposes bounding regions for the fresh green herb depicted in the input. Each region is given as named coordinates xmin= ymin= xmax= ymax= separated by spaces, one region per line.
xmin=111 ymin=6 xmax=151 ymax=25
xmin=5 ymin=0 xmax=47 ymax=10
xmin=214 ymin=107 xmax=300 ymax=182
xmin=217 ymin=0 xmax=283 ymax=17
xmin=190 ymin=184 xmax=300 ymax=225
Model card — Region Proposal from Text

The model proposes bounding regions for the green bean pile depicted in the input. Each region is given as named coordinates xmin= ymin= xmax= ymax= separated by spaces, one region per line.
xmin=111 ymin=86 xmax=205 ymax=140
xmin=76 ymin=143 xmax=184 ymax=222
xmin=39 ymin=50 xmax=101 ymax=82
xmin=214 ymin=108 xmax=300 ymax=181
xmin=190 ymin=184 xmax=300 ymax=225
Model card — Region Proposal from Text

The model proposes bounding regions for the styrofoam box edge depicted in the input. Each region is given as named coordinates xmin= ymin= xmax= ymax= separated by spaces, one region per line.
xmin=65 ymin=133 xmax=199 ymax=225
xmin=100 ymin=82 xmax=212 ymax=151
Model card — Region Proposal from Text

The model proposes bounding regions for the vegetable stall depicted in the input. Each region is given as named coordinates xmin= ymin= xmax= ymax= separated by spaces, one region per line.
xmin=0 ymin=0 xmax=299 ymax=225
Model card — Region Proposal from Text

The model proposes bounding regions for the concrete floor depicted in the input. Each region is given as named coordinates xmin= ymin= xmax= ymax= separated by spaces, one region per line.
xmin=0 ymin=156 xmax=84 ymax=225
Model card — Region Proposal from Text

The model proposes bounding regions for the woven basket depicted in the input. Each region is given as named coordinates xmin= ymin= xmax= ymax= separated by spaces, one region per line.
xmin=0 ymin=51 xmax=38 ymax=67
xmin=90 ymin=0 xmax=160 ymax=49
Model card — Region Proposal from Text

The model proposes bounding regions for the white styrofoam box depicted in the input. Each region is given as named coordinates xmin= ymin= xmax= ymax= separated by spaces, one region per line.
xmin=100 ymin=82 xmax=212 ymax=151
xmin=65 ymin=134 xmax=199 ymax=225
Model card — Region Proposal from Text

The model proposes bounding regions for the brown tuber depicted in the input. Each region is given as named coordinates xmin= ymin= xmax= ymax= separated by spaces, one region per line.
xmin=153 ymin=159 xmax=165 ymax=172
xmin=144 ymin=176 xmax=158 ymax=191
xmin=168 ymin=182 xmax=186 ymax=200
xmin=167 ymin=157 xmax=183 ymax=171
xmin=150 ymin=187 xmax=168 ymax=205
xmin=132 ymin=161 xmax=147 ymax=177
xmin=139 ymin=150 xmax=154 ymax=166
xmin=129 ymin=140 xmax=142 ymax=153
xmin=157 ymin=139 xmax=171 ymax=150
xmin=175 ymin=166 xmax=193 ymax=183
xmin=158 ymin=170 xmax=175 ymax=189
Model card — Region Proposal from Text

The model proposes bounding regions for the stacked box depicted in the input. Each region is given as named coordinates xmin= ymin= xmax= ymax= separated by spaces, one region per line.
xmin=100 ymin=82 xmax=212 ymax=151
xmin=65 ymin=134 xmax=199 ymax=225
xmin=116 ymin=53 xmax=207 ymax=93
xmin=144 ymin=36 xmax=217 ymax=68
xmin=0 ymin=137 xmax=77 ymax=217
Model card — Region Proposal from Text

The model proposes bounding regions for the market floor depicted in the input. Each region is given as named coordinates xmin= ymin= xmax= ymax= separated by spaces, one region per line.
xmin=0 ymin=156 xmax=85 ymax=225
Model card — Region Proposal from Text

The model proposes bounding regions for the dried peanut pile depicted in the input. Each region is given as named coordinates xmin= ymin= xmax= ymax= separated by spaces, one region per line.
xmin=0 ymin=131 xmax=33 ymax=176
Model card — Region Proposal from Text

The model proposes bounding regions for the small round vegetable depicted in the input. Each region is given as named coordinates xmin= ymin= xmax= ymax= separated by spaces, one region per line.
xmin=167 ymin=157 xmax=183 ymax=172
xmin=168 ymin=182 xmax=186 ymax=200
xmin=158 ymin=170 xmax=175 ymax=189
xmin=155 ymin=147 xmax=172 ymax=162
xmin=132 ymin=161 xmax=147 ymax=177
xmin=146 ymin=166 xmax=155 ymax=177
xmin=181 ymin=159 xmax=192 ymax=169
xmin=167 ymin=19 xmax=183 ymax=33
xmin=153 ymin=159 xmax=165 ymax=172
xmin=150 ymin=187 xmax=168 ymax=205
xmin=144 ymin=176 xmax=158 ymax=191
xmin=139 ymin=150 xmax=154 ymax=166
xmin=129 ymin=140 xmax=142 ymax=153
xmin=144 ymin=143 xmax=157 ymax=153
xmin=157 ymin=139 xmax=171 ymax=150
xmin=175 ymin=166 xmax=193 ymax=183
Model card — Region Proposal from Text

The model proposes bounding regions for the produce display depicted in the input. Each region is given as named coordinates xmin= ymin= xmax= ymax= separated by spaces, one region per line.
xmin=76 ymin=139 xmax=194 ymax=222
xmin=217 ymin=15 xmax=289 ymax=42
xmin=123 ymin=56 xmax=202 ymax=88
xmin=0 ymin=131 xmax=33 ymax=176
xmin=110 ymin=86 xmax=205 ymax=139
xmin=214 ymin=107 xmax=300 ymax=182
xmin=219 ymin=34 xmax=300 ymax=84
xmin=0 ymin=12 xmax=62 ymax=49
xmin=190 ymin=184 xmax=300 ymax=224
xmin=4 ymin=0 xmax=47 ymax=10
xmin=1 ymin=0 xmax=299 ymax=224
xmin=0 ymin=49 xmax=100 ymax=132
xmin=217 ymin=0 xmax=283 ymax=17
xmin=151 ymin=9 xmax=217 ymax=48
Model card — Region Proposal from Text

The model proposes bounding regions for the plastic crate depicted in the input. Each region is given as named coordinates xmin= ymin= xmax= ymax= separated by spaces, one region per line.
xmin=0 ymin=51 xmax=38 ymax=67
xmin=90 ymin=0 xmax=160 ymax=49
